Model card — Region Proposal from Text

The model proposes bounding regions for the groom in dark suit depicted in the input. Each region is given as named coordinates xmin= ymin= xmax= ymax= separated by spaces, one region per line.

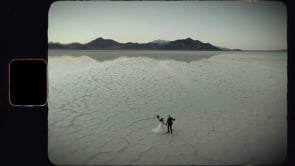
xmin=166 ymin=115 xmax=175 ymax=134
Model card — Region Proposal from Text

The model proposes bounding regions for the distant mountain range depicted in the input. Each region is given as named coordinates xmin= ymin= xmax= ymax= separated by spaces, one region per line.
xmin=48 ymin=37 xmax=241 ymax=51
xmin=150 ymin=39 xmax=170 ymax=45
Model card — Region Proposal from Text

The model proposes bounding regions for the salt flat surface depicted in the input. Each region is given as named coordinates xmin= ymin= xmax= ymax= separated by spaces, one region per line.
xmin=48 ymin=50 xmax=287 ymax=165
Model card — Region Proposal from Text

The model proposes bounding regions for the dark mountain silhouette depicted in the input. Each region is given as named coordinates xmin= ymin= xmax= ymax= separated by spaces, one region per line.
xmin=48 ymin=42 xmax=87 ymax=49
xmin=162 ymin=38 xmax=220 ymax=50
xmin=66 ymin=43 xmax=88 ymax=49
xmin=217 ymin=46 xmax=242 ymax=51
xmin=48 ymin=42 xmax=67 ymax=49
xmin=49 ymin=37 xmax=239 ymax=51
xmin=150 ymin=39 xmax=170 ymax=45
xmin=85 ymin=37 xmax=122 ymax=49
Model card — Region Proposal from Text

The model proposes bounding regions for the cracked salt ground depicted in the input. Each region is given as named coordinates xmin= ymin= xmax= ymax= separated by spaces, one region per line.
xmin=48 ymin=51 xmax=287 ymax=165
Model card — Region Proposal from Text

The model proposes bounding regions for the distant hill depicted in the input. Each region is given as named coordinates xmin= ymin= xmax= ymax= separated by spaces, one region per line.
xmin=66 ymin=43 xmax=88 ymax=49
xmin=85 ymin=37 xmax=122 ymax=49
xmin=217 ymin=46 xmax=242 ymax=51
xmin=162 ymin=38 xmax=220 ymax=51
xmin=150 ymin=39 xmax=170 ymax=45
xmin=48 ymin=42 xmax=67 ymax=49
xmin=49 ymin=37 xmax=240 ymax=51
xmin=48 ymin=42 xmax=88 ymax=49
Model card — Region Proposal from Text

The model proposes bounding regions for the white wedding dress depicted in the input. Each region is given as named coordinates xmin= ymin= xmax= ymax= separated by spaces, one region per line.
xmin=152 ymin=122 xmax=166 ymax=133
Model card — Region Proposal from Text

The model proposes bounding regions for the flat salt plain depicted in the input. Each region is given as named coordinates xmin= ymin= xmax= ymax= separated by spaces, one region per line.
xmin=48 ymin=50 xmax=287 ymax=165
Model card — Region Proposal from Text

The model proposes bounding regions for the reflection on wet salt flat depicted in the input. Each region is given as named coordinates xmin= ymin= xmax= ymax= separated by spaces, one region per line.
xmin=48 ymin=49 xmax=220 ymax=62
xmin=48 ymin=50 xmax=287 ymax=165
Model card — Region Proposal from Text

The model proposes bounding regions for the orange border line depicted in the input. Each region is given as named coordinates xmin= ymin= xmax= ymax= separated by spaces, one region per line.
xmin=8 ymin=58 xmax=48 ymax=107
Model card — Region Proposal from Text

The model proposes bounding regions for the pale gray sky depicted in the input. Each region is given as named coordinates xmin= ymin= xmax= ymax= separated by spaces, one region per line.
xmin=48 ymin=1 xmax=287 ymax=50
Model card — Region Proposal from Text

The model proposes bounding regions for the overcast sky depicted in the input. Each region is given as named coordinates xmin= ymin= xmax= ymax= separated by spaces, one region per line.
xmin=48 ymin=1 xmax=287 ymax=50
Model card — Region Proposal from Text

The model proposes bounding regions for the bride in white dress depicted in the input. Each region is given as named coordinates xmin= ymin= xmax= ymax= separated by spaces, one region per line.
xmin=152 ymin=116 xmax=166 ymax=133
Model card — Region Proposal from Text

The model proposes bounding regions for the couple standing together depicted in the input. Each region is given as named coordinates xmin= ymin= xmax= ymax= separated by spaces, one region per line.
xmin=152 ymin=115 xmax=175 ymax=134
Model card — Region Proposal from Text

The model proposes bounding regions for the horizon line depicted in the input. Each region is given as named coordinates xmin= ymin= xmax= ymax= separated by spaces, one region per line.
xmin=48 ymin=37 xmax=287 ymax=51
xmin=48 ymin=37 xmax=198 ymax=45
